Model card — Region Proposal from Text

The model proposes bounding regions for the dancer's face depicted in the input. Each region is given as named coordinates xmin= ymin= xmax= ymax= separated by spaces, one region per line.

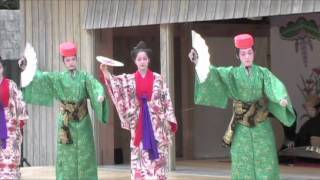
xmin=63 ymin=56 xmax=77 ymax=70
xmin=134 ymin=51 xmax=150 ymax=73
xmin=239 ymin=48 xmax=254 ymax=67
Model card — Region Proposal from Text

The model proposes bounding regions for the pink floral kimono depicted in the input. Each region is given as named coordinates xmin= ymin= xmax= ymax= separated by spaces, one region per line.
xmin=104 ymin=70 xmax=177 ymax=180
xmin=0 ymin=78 xmax=28 ymax=179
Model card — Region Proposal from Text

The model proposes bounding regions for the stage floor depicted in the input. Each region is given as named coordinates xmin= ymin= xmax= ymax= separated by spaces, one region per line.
xmin=21 ymin=159 xmax=320 ymax=180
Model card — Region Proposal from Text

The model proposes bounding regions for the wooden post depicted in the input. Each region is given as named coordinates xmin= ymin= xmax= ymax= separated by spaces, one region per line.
xmin=160 ymin=24 xmax=176 ymax=171
xmin=94 ymin=29 xmax=115 ymax=165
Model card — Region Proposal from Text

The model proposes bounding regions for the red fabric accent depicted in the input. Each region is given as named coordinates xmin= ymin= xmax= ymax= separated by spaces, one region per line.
xmin=59 ymin=42 xmax=77 ymax=57
xmin=133 ymin=70 xmax=154 ymax=146
xmin=99 ymin=70 xmax=107 ymax=85
xmin=19 ymin=121 xmax=26 ymax=129
xmin=234 ymin=34 xmax=254 ymax=49
xmin=0 ymin=78 xmax=10 ymax=107
xmin=170 ymin=122 xmax=178 ymax=133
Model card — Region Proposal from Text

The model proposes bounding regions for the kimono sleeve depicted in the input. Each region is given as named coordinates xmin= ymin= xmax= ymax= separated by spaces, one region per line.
xmin=105 ymin=74 xmax=136 ymax=130
xmin=194 ymin=65 xmax=232 ymax=109
xmin=263 ymin=68 xmax=296 ymax=127
xmin=160 ymin=78 xmax=177 ymax=133
xmin=85 ymin=73 xmax=109 ymax=124
xmin=11 ymin=80 xmax=28 ymax=126
xmin=22 ymin=70 xmax=56 ymax=106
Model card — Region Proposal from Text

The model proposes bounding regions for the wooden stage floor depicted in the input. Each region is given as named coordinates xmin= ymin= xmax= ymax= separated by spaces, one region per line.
xmin=21 ymin=159 xmax=320 ymax=180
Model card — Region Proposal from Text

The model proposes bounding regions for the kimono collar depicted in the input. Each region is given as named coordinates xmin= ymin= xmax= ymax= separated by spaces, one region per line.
xmin=135 ymin=69 xmax=154 ymax=101
xmin=0 ymin=78 xmax=10 ymax=107
xmin=67 ymin=69 xmax=78 ymax=79
xmin=240 ymin=64 xmax=256 ymax=76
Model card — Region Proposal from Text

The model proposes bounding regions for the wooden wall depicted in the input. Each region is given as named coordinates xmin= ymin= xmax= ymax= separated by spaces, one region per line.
xmin=20 ymin=0 xmax=102 ymax=166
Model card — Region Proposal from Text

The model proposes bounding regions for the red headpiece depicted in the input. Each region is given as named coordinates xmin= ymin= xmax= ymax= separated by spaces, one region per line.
xmin=234 ymin=34 xmax=254 ymax=49
xmin=59 ymin=42 xmax=77 ymax=57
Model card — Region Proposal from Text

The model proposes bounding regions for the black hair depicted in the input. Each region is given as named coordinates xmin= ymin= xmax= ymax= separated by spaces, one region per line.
xmin=130 ymin=41 xmax=152 ymax=61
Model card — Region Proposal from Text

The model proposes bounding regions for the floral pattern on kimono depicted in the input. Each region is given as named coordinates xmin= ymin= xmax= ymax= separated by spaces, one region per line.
xmin=105 ymin=72 xmax=177 ymax=180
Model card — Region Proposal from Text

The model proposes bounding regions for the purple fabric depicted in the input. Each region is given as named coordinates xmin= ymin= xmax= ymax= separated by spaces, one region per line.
xmin=0 ymin=103 xmax=8 ymax=149
xmin=141 ymin=96 xmax=159 ymax=160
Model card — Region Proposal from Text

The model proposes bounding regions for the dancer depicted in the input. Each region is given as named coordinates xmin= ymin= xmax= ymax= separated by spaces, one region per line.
xmin=189 ymin=33 xmax=296 ymax=179
xmin=100 ymin=41 xmax=177 ymax=180
xmin=19 ymin=42 xmax=109 ymax=180
xmin=0 ymin=57 xmax=28 ymax=179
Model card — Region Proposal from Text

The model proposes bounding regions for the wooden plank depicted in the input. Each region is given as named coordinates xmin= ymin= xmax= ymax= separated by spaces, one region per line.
xmin=147 ymin=0 xmax=158 ymax=24
xmin=140 ymin=0 xmax=151 ymax=25
xmin=178 ymin=0 xmax=189 ymax=22
xmin=269 ymin=0 xmax=281 ymax=15
xmin=291 ymin=0 xmax=303 ymax=14
xmin=44 ymin=0 xmax=55 ymax=165
xmin=249 ymin=0 xmax=262 ymax=17
xmin=65 ymin=0 xmax=74 ymax=40
xmin=234 ymin=0 xmax=246 ymax=18
xmin=187 ymin=0 xmax=198 ymax=22
xmin=59 ymin=0 xmax=66 ymax=70
xmin=315 ymin=0 xmax=320 ymax=12
xmin=132 ymin=0 xmax=143 ymax=26
xmin=38 ymin=0 xmax=48 ymax=165
xmin=169 ymin=0 xmax=180 ymax=23
xmin=107 ymin=0 xmax=119 ymax=28
xmin=301 ymin=0 xmax=315 ymax=12
xmin=279 ymin=0 xmax=293 ymax=15
xmin=72 ymin=0 xmax=81 ymax=54
xmin=93 ymin=0 xmax=104 ymax=29
xmin=160 ymin=0 xmax=171 ymax=24
xmin=205 ymin=0 xmax=217 ymax=21
xmin=84 ymin=0 xmax=95 ymax=29
xmin=51 ymin=0 xmax=60 ymax=165
xmin=195 ymin=0 xmax=208 ymax=21
xmin=101 ymin=0 xmax=112 ymax=29
xmin=80 ymin=0 xmax=94 ymax=72
xmin=258 ymin=0 xmax=272 ymax=17
xmin=115 ymin=0 xmax=128 ymax=27
xmin=214 ymin=0 xmax=226 ymax=20
xmin=31 ymin=0 xmax=40 ymax=165
xmin=23 ymin=0 xmax=34 ymax=166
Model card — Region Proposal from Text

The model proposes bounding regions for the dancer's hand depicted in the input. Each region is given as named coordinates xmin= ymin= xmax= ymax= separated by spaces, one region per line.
xmin=188 ymin=49 xmax=198 ymax=64
xmin=98 ymin=96 xmax=104 ymax=103
xmin=18 ymin=57 xmax=27 ymax=71
xmin=279 ymin=99 xmax=288 ymax=107
xmin=99 ymin=63 xmax=110 ymax=80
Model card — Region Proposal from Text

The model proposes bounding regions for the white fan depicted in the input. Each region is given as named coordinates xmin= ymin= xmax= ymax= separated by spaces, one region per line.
xmin=96 ymin=56 xmax=124 ymax=67
xmin=21 ymin=43 xmax=38 ymax=87
xmin=191 ymin=30 xmax=211 ymax=82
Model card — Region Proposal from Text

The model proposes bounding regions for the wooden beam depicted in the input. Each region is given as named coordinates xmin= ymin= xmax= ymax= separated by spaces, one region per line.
xmin=160 ymin=24 xmax=176 ymax=171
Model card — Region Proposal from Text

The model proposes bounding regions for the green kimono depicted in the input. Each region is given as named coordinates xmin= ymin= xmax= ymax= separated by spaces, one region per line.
xmin=195 ymin=64 xmax=295 ymax=180
xmin=23 ymin=70 xmax=109 ymax=180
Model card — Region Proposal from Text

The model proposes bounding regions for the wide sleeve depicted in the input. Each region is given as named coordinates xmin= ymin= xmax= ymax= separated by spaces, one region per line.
xmin=263 ymin=68 xmax=296 ymax=127
xmin=194 ymin=65 xmax=232 ymax=109
xmin=22 ymin=70 xmax=56 ymax=106
xmin=160 ymin=78 xmax=177 ymax=133
xmin=85 ymin=73 xmax=109 ymax=124
xmin=105 ymin=74 xmax=136 ymax=130
xmin=11 ymin=81 xmax=28 ymax=126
